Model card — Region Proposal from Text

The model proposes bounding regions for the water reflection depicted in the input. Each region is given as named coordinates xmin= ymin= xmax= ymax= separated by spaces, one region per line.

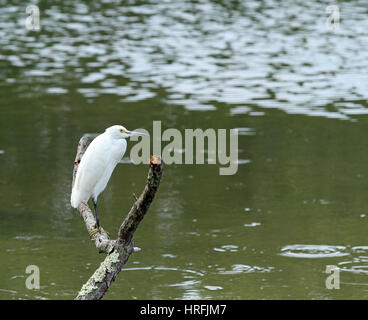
xmin=1 ymin=1 xmax=367 ymax=118
xmin=122 ymin=266 xmax=204 ymax=299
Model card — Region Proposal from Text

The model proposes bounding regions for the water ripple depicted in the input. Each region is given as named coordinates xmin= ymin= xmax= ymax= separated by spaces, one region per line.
xmin=218 ymin=264 xmax=274 ymax=275
xmin=280 ymin=244 xmax=349 ymax=258
xmin=122 ymin=266 xmax=204 ymax=277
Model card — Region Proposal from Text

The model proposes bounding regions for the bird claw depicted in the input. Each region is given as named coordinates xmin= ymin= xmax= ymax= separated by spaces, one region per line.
xmin=89 ymin=227 xmax=110 ymax=238
xmin=89 ymin=228 xmax=100 ymax=237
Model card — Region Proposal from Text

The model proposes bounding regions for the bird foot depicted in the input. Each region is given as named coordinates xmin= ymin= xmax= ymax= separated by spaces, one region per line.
xmin=89 ymin=227 xmax=110 ymax=237
xmin=89 ymin=228 xmax=100 ymax=237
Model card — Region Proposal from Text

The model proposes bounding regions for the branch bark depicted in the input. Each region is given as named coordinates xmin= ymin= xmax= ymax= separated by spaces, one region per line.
xmin=72 ymin=136 xmax=163 ymax=300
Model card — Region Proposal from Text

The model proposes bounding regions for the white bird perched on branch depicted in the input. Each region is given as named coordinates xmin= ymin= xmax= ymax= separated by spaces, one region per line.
xmin=71 ymin=125 xmax=148 ymax=235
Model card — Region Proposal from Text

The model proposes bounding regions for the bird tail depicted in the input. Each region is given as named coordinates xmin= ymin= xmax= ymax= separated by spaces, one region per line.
xmin=70 ymin=187 xmax=79 ymax=208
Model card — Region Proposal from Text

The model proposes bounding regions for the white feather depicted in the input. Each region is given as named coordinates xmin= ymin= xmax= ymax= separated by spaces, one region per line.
xmin=71 ymin=126 xmax=127 ymax=208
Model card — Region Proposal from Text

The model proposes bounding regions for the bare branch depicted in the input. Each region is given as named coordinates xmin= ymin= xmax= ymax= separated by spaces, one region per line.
xmin=118 ymin=155 xmax=163 ymax=246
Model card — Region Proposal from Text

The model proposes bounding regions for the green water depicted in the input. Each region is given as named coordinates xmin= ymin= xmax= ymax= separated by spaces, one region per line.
xmin=1 ymin=0 xmax=368 ymax=299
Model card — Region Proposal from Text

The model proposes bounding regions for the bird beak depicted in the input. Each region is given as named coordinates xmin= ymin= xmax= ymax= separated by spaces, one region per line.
xmin=127 ymin=130 xmax=149 ymax=137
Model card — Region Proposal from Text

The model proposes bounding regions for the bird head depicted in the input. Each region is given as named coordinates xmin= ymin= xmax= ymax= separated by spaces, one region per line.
xmin=105 ymin=125 xmax=149 ymax=139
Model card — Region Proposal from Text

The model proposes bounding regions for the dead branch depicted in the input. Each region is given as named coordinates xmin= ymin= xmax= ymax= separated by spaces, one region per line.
xmin=72 ymin=136 xmax=163 ymax=300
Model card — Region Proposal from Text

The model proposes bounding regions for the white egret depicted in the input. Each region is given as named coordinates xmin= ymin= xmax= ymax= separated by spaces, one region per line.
xmin=71 ymin=125 xmax=148 ymax=235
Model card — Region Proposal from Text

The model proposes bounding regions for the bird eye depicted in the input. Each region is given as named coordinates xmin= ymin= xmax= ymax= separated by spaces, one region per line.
xmin=120 ymin=129 xmax=126 ymax=133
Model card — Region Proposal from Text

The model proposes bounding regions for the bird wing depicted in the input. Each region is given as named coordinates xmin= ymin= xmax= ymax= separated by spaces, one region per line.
xmin=91 ymin=137 xmax=127 ymax=199
xmin=71 ymin=134 xmax=111 ymax=207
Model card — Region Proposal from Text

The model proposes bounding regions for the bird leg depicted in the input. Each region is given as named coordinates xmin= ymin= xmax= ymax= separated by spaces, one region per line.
xmin=93 ymin=199 xmax=101 ymax=230
xmin=89 ymin=199 xmax=110 ymax=237
xmin=89 ymin=199 xmax=101 ymax=236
